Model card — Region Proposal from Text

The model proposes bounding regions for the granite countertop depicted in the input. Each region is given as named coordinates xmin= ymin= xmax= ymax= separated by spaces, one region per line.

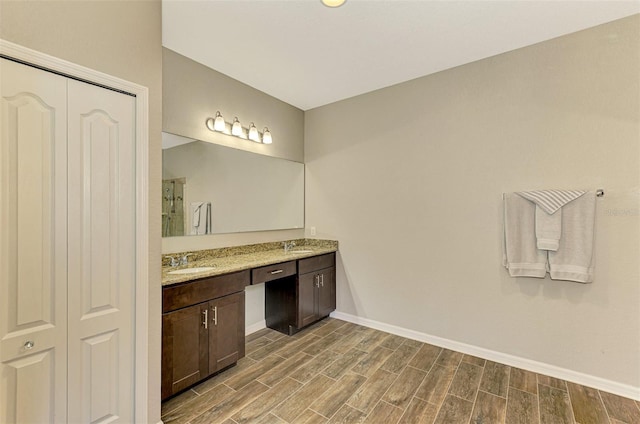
xmin=162 ymin=239 xmax=338 ymax=286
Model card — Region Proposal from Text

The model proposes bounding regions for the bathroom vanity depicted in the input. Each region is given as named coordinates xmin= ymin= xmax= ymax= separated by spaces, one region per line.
xmin=160 ymin=240 xmax=337 ymax=400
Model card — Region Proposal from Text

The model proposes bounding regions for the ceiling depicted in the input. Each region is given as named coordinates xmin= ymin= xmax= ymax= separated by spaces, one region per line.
xmin=162 ymin=0 xmax=640 ymax=111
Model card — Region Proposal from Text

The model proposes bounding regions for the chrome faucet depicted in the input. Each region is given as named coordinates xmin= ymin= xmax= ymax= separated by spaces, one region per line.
xmin=283 ymin=241 xmax=296 ymax=253
xmin=165 ymin=256 xmax=180 ymax=267
xmin=165 ymin=253 xmax=194 ymax=267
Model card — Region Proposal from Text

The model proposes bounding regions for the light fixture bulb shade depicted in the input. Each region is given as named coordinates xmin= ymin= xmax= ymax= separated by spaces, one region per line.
xmin=248 ymin=123 xmax=260 ymax=142
xmin=231 ymin=117 xmax=243 ymax=136
xmin=262 ymin=128 xmax=272 ymax=144
xmin=321 ymin=0 xmax=346 ymax=7
xmin=213 ymin=111 xmax=226 ymax=131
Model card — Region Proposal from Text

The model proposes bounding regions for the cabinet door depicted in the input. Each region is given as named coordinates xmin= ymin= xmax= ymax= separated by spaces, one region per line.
xmin=0 ymin=58 xmax=69 ymax=424
xmin=209 ymin=291 xmax=245 ymax=374
xmin=161 ymin=303 xmax=208 ymax=400
xmin=318 ymin=267 xmax=336 ymax=318
xmin=298 ymin=273 xmax=318 ymax=328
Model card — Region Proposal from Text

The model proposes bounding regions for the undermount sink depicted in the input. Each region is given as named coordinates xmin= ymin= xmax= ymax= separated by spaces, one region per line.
xmin=287 ymin=249 xmax=314 ymax=254
xmin=167 ymin=266 xmax=215 ymax=275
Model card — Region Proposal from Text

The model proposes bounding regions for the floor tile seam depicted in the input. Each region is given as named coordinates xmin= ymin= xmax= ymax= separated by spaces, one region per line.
xmin=476 ymin=388 xmax=508 ymax=400
xmin=548 ymin=377 xmax=577 ymax=424
xmin=537 ymin=380 xmax=576 ymax=423
xmin=406 ymin=363 xmax=435 ymax=374
xmin=161 ymin=389 xmax=201 ymax=416
xmin=400 ymin=345 xmax=425 ymax=372
xmin=270 ymin=409 xmax=291 ymax=424
xmin=161 ymin=391 xmax=209 ymax=420
xmin=191 ymin=384 xmax=214 ymax=396
xmin=307 ymin=406 xmax=331 ymax=420
xmin=383 ymin=364 xmax=407 ymax=376
xmin=360 ymin=399 xmax=402 ymax=423
xmin=466 ymin=367 xmax=483 ymax=401
xmin=448 ymin=392 xmax=475 ymax=404
xmin=445 ymin=356 xmax=463 ymax=398
xmin=537 ymin=380 xmax=568 ymax=392
xmin=226 ymin=365 xmax=279 ymax=390
xmin=320 ymin=370 xmax=341 ymax=381
xmin=356 ymin=368 xmax=402 ymax=414
xmin=429 ymin=391 xmax=448 ymax=423
xmin=426 ymin=364 xmax=466 ymax=422
xmin=343 ymin=399 xmax=370 ymax=415
xmin=250 ymin=378 xmax=307 ymax=423
xmin=596 ymin=389 xmax=614 ymax=423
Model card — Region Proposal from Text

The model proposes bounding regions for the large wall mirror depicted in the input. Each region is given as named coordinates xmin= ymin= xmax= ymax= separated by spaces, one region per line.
xmin=162 ymin=132 xmax=304 ymax=237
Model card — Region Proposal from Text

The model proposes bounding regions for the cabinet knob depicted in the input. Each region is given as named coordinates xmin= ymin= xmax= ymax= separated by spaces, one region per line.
xmin=24 ymin=341 xmax=35 ymax=350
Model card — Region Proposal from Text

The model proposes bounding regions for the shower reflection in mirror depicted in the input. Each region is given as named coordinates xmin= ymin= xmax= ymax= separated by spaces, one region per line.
xmin=162 ymin=178 xmax=185 ymax=237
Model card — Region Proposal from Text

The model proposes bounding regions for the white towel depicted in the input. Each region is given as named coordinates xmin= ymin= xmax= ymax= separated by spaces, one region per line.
xmin=517 ymin=190 xmax=586 ymax=251
xmin=548 ymin=191 xmax=596 ymax=283
xmin=534 ymin=207 xmax=562 ymax=251
xmin=503 ymin=193 xmax=548 ymax=278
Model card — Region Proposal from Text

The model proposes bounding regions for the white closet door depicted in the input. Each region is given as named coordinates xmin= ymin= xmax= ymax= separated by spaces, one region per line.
xmin=66 ymin=80 xmax=136 ymax=423
xmin=0 ymin=59 xmax=69 ymax=423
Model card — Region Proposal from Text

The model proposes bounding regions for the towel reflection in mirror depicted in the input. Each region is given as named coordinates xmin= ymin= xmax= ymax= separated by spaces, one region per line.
xmin=191 ymin=201 xmax=212 ymax=235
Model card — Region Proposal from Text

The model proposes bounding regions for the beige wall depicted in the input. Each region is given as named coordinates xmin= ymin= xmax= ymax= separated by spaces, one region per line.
xmin=305 ymin=15 xmax=640 ymax=389
xmin=162 ymin=47 xmax=306 ymax=330
xmin=0 ymin=1 xmax=163 ymax=421
xmin=163 ymin=48 xmax=304 ymax=163
xmin=161 ymin=46 xmax=306 ymax=255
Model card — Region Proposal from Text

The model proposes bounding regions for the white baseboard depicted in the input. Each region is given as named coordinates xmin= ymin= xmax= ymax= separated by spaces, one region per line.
xmin=245 ymin=319 xmax=266 ymax=336
xmin=330 ymin=311 xmax=640 ymax=401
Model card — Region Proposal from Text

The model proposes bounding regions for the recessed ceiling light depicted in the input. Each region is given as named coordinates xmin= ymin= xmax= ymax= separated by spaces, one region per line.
xmin=321 ymin=0 xmax=346 ymax=8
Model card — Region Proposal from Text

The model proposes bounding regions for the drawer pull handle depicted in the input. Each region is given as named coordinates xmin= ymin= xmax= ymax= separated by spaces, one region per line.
xmin=270 ymin=269 xmax=284 ymax=275
xmin=24 ymin=341 xmax=35 ymax=350
xmin=320 ymin=274 xmax=324 ymax=287
xmin=202 ymin=309 xmax=208 ymax=329
xmin=212 ymin=306 xmax=218 ymax=326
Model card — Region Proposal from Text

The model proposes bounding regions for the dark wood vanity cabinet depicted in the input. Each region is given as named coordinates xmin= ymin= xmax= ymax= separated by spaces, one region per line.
xmin=161 ymin=271 xmax=247 ymax=400
xmin=266 ymin=253 xmax=336 ymax=335
xmin=299 ymin=254 xmax=336 ymax=327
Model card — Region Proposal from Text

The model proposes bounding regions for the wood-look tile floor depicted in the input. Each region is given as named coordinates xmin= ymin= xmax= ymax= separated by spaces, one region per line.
xmin=161 ymin=318 xmax=640 ymax=424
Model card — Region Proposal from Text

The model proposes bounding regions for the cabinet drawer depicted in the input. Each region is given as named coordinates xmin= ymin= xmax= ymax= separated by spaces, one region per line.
xmin=252 ymin=261 xmax=296 ymax=285
xmin=298 ymin=253 xmax=335 ymax=275
xmin=163 ymin=270 xmax=249 ymax=313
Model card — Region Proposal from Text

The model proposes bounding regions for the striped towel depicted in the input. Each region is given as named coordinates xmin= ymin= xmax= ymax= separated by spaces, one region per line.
xmin=516 ymin=190 xmax=586 ymax=251
xmin=516 ymin=190 xmax=585 ymax=214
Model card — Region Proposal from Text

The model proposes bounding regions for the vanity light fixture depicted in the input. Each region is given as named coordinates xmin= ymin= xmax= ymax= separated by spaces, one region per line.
xmin=321 ymin=0 xmax=346 ymax=7
xmin=248 ymin=123 xmax=260 ymax=142
xmin=262 ymin=128 xmax=272 ymax=144
xmin=206 ymin=113 xmax=273 ymax=144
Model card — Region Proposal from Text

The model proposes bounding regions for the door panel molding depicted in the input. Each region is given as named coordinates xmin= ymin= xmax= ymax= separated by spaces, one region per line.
xmin=0 ymin=39 xmax=151 ymax=423
xmin=0 ymin=59 xmax=68 ymax=423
